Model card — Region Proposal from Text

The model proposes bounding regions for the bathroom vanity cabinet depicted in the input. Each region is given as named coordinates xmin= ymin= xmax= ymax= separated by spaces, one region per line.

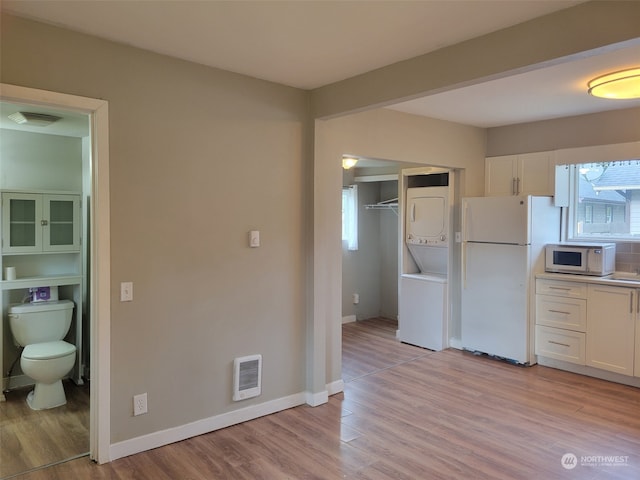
xmin=0 ymin=190 xmax=84 ymax=400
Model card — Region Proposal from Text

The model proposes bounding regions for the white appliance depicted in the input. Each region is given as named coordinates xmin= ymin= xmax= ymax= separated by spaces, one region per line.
xmin=545 ymin=242 xmax=615 ymax=276
xmin=400 ymin=273 xmax=448 ymax=350
xmin=405 ymin=184 xmax=450 ymax=275
xmin=461 ymin=195 xmax=560 ymax=364
xmin=399 ymin=176 xmax=450 ymax=351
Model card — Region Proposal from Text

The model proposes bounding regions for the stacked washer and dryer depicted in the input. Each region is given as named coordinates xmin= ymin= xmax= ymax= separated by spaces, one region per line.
xmin=398 ymin=169 xmax=451 ymax=351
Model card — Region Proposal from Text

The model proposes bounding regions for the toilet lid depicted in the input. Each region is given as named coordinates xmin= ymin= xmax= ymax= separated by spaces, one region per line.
xmin=23 ymin=341 xmax=76 ymax=360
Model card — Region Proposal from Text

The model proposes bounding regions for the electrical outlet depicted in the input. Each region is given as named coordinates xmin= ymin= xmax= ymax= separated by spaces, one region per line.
xmin=121 ymin=282 xmax=133 ymax=302
xmin=133 ymin=393 xmax=147 ymax=416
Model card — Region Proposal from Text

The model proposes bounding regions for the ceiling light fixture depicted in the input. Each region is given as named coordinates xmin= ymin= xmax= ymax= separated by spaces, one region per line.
xmin=342 ymin=156 xmax=358 ymax=170
xmin=8 ymin=111 xmax=62 ymax=126
xmin=587 ymin=67 xmax=640 ymax=99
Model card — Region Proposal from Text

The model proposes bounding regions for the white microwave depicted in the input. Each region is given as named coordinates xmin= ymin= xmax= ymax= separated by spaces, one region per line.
xmin=545 ymin=243 xmax=616 ymax=276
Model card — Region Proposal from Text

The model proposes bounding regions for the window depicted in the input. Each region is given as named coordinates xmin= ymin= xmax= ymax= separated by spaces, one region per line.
xmin=342 ymin=185 xmax=358 ymax=251
xmin=605 ymin=205 xmax=613 ymax=224
xmin=570 ymin=160 xmax=640 ymax=240
xmin=585 ymin=204 xmax=593 ymax=224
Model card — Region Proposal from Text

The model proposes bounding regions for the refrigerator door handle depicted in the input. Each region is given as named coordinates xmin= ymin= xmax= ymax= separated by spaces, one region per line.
xmin=462 ymin=200 xmax=468 ymax=242
xmin=462 ymin=241 xmax=467 ymax=289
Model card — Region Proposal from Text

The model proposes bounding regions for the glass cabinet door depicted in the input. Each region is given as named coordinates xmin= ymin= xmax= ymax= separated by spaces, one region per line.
xmin=1 ymin=192 xmax=80 ymax=253
xmin=2 ymin=193 xmax=43 ymax=253
xmin=43 ymin=195 xmax=81 ymax=251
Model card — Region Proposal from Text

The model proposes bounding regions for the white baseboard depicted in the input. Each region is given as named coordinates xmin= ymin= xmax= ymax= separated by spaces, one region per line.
xmin=326 ymin=379 xmax=344 ymax=396
xmin=448 ymin=338 xmax=462 ymax=350
xmin=342 ymin=315 xmax=356 ymax=324
xmin=305 ymin=389 xmax=329 ymax=407
xmin=110 ymin=392 xmax=307 ymax=461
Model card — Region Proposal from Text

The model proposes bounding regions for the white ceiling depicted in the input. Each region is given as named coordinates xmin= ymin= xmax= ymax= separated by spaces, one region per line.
xmin=2 ymin=0 xmax=640 ymax=132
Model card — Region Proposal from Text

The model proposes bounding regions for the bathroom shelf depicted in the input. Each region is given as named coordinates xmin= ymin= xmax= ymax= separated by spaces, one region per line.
xmin=1 ymin=274 xmax=82 ymax=290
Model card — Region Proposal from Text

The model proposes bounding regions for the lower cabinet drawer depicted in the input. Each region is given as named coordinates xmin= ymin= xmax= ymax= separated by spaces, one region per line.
xmin=535 ymin=325 xmax=586 ymax=365
xmin=536 ymin=295 xmax=586 ymax=332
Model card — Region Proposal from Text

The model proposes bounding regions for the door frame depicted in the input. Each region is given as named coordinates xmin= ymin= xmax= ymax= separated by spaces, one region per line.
xmin=1 ymin=83 xmax=111 ymax=463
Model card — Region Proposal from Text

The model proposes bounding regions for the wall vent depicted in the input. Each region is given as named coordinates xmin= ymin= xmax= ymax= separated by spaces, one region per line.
xmin=233 ymin=354 xmax=262 ymax=401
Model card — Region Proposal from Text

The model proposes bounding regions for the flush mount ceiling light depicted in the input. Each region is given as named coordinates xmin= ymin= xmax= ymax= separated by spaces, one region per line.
xmin=8 ymin=111 xmax=62 ymax=126
xmin=342 ymin=156 xmax=358 ymax=170
xmin=587 ymin=67 xmax=640 ymax=99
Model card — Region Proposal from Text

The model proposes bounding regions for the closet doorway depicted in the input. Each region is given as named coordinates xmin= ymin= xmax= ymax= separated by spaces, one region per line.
xmin=341 ymin=157 xmax=416 ymax=330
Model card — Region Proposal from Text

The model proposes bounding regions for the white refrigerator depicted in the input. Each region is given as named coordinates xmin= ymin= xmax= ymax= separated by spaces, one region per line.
xmin=461 ymin=196 xmax=560 ymax=365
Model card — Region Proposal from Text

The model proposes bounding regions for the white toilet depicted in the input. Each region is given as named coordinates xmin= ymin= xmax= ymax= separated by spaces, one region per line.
xmin=8 ymin=300 xmax=77 ymax=410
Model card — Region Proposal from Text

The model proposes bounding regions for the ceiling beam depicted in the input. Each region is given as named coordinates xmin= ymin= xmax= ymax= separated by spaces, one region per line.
xmin=311 ymin=1 xmax=640 ymax=119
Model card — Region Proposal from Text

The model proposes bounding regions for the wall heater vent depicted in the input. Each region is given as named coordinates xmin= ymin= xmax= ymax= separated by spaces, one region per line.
xmin=233 ymin=354 xmax=262 ymax=401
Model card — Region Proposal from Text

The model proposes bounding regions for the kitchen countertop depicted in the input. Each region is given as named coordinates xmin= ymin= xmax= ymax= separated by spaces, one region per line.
xmin=537 ymin=272 xmax=640 ymax=287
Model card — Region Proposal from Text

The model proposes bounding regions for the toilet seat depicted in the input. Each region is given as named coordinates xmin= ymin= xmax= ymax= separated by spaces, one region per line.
xmin=23 ymin=341 xmax=76 ymax=360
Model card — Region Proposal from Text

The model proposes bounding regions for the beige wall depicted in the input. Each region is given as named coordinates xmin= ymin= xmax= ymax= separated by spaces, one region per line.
xmin=1 ymin=14 xmax=310 ymax=443
xmin=487 ymin=107 xmax=640 ymax=156
xmin=315 ymin=108 xmax=486 ymax=381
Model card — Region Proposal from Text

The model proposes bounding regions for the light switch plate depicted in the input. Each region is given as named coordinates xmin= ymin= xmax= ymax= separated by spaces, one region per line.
xmin=250 ymin=230 xmax=260 ymax=248
xmin=121 ymin=282 xmax=133 ymax=302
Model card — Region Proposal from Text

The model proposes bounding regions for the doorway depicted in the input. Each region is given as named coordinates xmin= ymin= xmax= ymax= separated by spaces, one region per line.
xmin=341 ymin=158 xmax=404 ymax=338
xmin=0 ymin=83 xmax=110 ymax=475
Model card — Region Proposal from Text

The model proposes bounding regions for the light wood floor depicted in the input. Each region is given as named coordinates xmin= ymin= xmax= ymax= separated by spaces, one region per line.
xmin=13 ymin=317 xmax=640 ymax=479
xmin=0 ymin=380 xmax=89 ymax=479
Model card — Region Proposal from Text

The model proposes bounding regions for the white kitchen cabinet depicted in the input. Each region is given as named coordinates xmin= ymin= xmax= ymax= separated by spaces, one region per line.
xmin=535 ymin=278 xmax=587 ymax=365
xmin=536 ymin=325 xmax=585 ymax=364
xmin=1 ymin=192 xmax=80 ymax=254
xmin=536 ymin=295 xmax=586 ymax=332
xmin=485 ymin=152 xmax=555 ymax=197
xmin=586 ymin=284 xmax=635 ymax=376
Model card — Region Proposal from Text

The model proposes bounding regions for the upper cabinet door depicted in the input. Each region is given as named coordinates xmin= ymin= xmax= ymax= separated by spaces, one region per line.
xmin=42 ymin=194 xmax=81 ymax=252
xmin=485 ymin=155 xmax=517 ymax=196
xmin=518 ymin=152 xmax=554 ymax=196
xmin=485 ymin=152 xmax=555 ymax=197
xmin=2 ymin=192 xmax=43 ymax=253
xmin=2 ymin=192 xmax=80 ymax=254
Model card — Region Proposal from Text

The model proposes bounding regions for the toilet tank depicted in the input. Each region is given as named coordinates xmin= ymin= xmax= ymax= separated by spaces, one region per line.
xmin=8 ymin=300 xmax=74 ymax=346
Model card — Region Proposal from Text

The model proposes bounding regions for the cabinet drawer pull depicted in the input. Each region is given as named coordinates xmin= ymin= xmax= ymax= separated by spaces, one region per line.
xmin=548 ymin=309 xmax=570 ymax=315
xmin=549 ymin=286 xmax=571 ymax=291
xmin=548 ymin=340 xmax=571 ymax=348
